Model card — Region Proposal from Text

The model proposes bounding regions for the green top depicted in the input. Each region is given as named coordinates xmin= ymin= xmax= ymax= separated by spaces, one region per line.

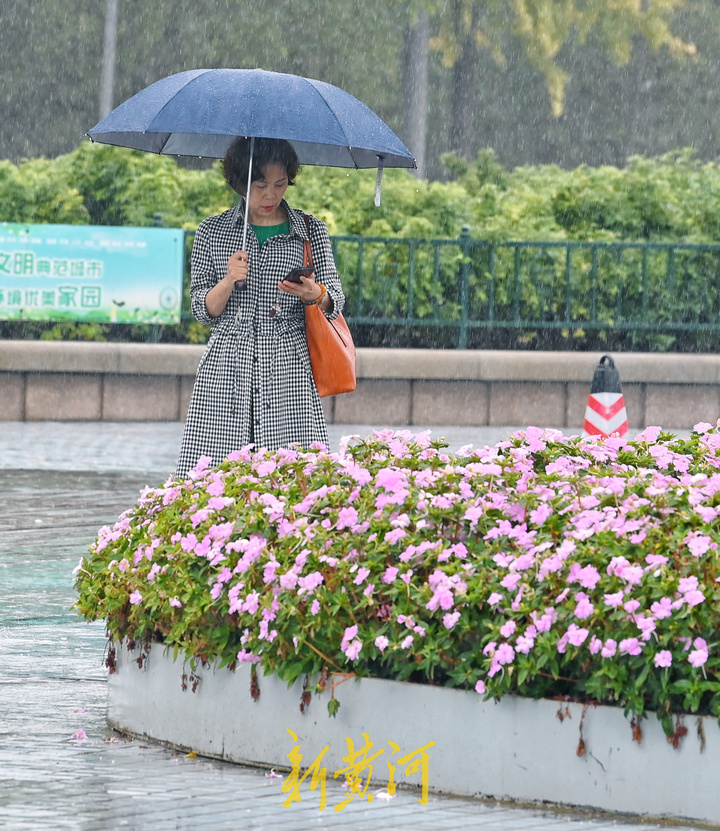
xmin=251 ymin=220 xmax=290 ymax=248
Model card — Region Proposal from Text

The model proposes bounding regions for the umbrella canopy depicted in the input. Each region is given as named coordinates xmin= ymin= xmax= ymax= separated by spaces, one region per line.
xmin=87 ymin=68 xmax=416 ymax=170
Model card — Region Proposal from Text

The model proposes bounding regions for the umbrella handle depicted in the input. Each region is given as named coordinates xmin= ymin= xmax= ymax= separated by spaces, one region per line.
xmin=241 ymin=136 xmax=255 ymax=252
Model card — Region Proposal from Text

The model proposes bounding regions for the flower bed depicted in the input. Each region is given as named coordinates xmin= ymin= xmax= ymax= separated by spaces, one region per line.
xmin=75 ymin=425 xmax=720 ymax=738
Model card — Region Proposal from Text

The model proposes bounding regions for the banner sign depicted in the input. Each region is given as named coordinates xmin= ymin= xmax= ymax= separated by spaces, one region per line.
xmin=0 ymin=223 xmax=185 ymax=324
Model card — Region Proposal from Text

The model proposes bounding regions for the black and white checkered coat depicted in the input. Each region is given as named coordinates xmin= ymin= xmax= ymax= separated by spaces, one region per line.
xmin=175 ymin=199 xmax=345 ymax=478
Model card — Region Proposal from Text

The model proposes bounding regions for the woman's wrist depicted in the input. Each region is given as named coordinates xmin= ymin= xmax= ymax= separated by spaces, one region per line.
xmin=304 ymin=283 xmax=327 ymax=306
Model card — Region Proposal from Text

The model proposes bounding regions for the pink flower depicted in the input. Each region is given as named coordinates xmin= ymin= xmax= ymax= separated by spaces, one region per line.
xmin=574 ymin=593 xmax=595 ymax=620
xmin=487 ymin=592 xmax=503 ymax=606
xmin=689 ymin=638 xmax=709 ymax=667
xmin=566 ymin=624 xmax=589 ymax=647
xmin=189 ymin=455 xmax=212 ymax=478
xmin=529 ymin=503 xmax=553 ymax=526
xmin=341 ymin=624 xmax=358 ymax=649
xmin=684 ymin=532 xmax=713 ymax=558
xmin=206 ymin=478 xmax=225 ymax=496
xmin=601 ymin=639 xmax=617 ymax=658
xmin=636 ymin=616 xmax=656 ymax=640
xmin=375 ymin=468 xmax=409 ymax=492
xmin=589 ymin=636 xmax=602 ymax=654
xmin=499 ymin=620 xmax=516 ymax=638
xmin=532 ymin=608 xmax=555 ymax=633
xmin=382 ymin=566 xmax=399 ymax=584
xmin=343 ymin=639 xmax=362 ymax=661
xmin=475 ymin=680 xmax=486 ymax=694
xmin=619 ymin=637 xmax=643 ymax=656
xmin=336 ymin=506 xmax=359 ymax=530
xmin=129 ymin=590 xmax=142 ymax=605
xmin=654 ymin=650 xmax=673 ymax=668
xmin=279 ymin=570 xmax=299 ymax=590
xmin=298 ymin=571 xmax=324 ymax=595
xmin=650 ymin=597 xmax=673 ymax=619
xmin=401 ymin=634 xmax=414 ymax=649
xmin=353 ymin=567 xmax=370 ymax=585
xmin=384 ymin=528 xmax=407 ymax=545
xmin=169 ymin=597 xmax=182 ymax=608
xmin=500 ymin=573 xmax=521 ymax=591
xmin=443 ymin=611 xmax=461 ymax=630
xmin=604 ymin=591 xmax=625 ymax=608
xmin=242 ymin=591 xmax=260 ymax=615
xmin=684 ymin=589 xmax=706 ymax=608
xmin=310 ymin=599 xmax=321 ymax=616
xmin=375 ymin=635 xmax=389 ymax=653
xmin=568 ymin=563 xmax=601 ymax=590
xmin=678 ymin=576 xmax=699 ymax=593
xmin=255 ymin=459 xmax=277 ymax=477
xmin=515 ymin=635 xmax=535 ymax=654
xmin=463 ymin=505 xmax=484 ymax=526
xmin=236 ymin=649 xmax=261 ymax=664
xmin=495 ymin=643 xmax=515 ymax=665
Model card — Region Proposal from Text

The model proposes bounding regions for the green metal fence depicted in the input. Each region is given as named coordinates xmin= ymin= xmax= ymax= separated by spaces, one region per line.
xmin=184 ymin=229 xmax=720 ymax=349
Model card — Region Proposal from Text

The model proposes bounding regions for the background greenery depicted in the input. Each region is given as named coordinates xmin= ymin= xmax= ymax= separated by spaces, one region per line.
xmin=3 ymin=144 xmax=720 ymax=351
xmin=1 ymin=0 xmax=720 ymax=178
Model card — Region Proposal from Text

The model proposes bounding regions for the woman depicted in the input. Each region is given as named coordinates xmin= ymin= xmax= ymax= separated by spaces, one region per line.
xmin=175 ymin=137 xmax=345 ymax=478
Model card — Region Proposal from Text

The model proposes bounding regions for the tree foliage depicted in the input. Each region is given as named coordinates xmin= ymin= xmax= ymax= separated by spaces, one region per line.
xmin=0 ymin=0 xmax=717 ymax=176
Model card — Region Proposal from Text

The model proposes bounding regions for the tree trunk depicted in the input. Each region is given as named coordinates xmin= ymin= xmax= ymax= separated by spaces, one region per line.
xmin=99 ymin=0 xmax=118 ymax=119
xmin=402 ymin=9 xmax=430 ymax=179
xmin=450 ymin=7 xmax=480 ymax=160
xmin=622 ymin=0 xmax=649 ymax=163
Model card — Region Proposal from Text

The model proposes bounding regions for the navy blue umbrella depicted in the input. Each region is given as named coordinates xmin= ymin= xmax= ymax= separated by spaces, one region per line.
xmin=88 ymin=68 xmax=415 ymax=242
xmin=87 ymin=68 xmax=416 ymax=171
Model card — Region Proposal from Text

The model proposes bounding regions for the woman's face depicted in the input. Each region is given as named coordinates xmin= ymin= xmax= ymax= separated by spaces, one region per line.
xmin=246 ymin=162 xmax=289 ymax=224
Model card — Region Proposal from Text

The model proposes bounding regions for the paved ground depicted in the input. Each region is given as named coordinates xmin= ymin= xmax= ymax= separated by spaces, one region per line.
xmin=0 ymin=421 xmax=701 ymax=830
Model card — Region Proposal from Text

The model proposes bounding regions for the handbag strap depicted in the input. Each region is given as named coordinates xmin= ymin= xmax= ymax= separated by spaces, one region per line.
xmin=303 ymin=214 xmax=314 ymax=269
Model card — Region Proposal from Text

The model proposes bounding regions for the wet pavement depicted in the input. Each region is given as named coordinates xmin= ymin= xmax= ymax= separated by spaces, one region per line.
xmin=0 ymin=421 xmax=702 ymax=830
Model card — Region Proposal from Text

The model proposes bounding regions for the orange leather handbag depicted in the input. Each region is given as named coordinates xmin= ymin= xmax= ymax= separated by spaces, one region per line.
xmin=302 ymin=216 xmax=356 ymax=397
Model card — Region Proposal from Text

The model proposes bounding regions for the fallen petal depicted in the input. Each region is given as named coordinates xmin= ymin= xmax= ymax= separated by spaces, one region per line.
xmin=375 ymin=789 xmax=396 ymax=801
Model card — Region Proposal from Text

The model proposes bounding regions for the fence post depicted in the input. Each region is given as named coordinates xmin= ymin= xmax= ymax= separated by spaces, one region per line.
xmin=458 ymin=225 xmax=471 ymax=349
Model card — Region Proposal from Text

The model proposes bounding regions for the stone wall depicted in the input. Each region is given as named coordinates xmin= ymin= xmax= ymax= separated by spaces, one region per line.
xmin=1 ymin=340 xmax=718 ymax=429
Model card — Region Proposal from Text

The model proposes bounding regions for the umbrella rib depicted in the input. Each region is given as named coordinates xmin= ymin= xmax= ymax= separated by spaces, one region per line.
xmin=299 ymin=77 xmax=362 ymax=167
xmin=144 ymin=69 xmax=214 ymax=141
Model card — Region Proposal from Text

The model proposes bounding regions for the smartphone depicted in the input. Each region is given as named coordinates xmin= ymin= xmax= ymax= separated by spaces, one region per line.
xmin=284 ymin=266 xmax=315 ymax=284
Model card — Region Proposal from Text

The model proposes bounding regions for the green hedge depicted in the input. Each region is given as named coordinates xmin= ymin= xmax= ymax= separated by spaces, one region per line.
xmin=2 ymin=144 xmax=720 ymax=349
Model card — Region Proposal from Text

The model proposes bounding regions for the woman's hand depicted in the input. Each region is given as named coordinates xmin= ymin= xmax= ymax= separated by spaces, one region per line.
xmin=279 ymin=272 xmax=323 ymax=305
xmin=204 ymin=250 xmax=249 ymax=318
xmin=227 ymin=250 xmax=249 ymax=286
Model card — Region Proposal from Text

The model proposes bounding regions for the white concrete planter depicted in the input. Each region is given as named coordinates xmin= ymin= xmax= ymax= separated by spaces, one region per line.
xmin=109 ymin=641 xmax=720 ymax=825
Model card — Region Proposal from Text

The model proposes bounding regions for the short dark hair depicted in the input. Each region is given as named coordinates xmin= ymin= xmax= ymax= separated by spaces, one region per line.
xmin=223 ymin=137 xmax=301 ymax=195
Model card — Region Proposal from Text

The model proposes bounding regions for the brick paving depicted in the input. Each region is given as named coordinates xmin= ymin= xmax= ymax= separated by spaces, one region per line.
xmin=0 ymin=421 xmax=700 ymax=830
